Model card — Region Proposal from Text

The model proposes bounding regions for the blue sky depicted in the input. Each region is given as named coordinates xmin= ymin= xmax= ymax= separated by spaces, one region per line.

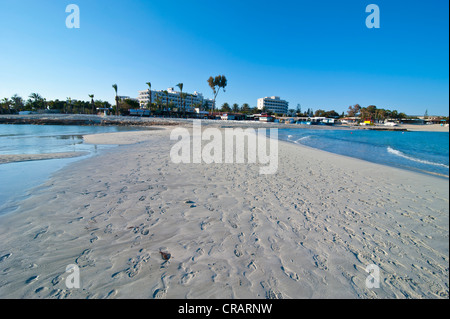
xmin=0 ymin=0 xmax=448 ymax=115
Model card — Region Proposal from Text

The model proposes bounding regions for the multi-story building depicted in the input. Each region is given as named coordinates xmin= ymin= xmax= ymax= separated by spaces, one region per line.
xmin=257 ymin=96 xmax=289 ymax=115
xmin=137 ymin=87 xmax=214 ymax=111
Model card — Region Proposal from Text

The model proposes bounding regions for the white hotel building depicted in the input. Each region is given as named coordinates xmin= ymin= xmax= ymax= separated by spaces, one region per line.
xmin=257 ymin=96 xmax=289 ymax=115
xmin=138 ymin=87 xmax=214 ymax=111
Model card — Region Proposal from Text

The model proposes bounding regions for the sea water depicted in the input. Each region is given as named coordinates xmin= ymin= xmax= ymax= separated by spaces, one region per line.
xmin=0 ymin=124 xmax=146 ymax=215
xmin=278 ymin=128 xmax=449 ymax=178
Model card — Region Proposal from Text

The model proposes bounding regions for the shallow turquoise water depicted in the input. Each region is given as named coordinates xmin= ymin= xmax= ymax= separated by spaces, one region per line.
xmin=0 ymin=124 xmax=145 ymax=215
xmin=278 ymin=128 xmax=449 ymax=178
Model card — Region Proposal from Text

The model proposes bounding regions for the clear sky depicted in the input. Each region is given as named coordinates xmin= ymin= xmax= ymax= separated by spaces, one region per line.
xmin=0 ymin=0 xmax=448 ymax=115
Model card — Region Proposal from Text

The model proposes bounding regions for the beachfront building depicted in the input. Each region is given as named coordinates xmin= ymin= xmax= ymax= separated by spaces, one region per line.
xmin=257 ymin=96 xmax=289 ymax=115
xmin=137 ymin=87 xmax=214 ymax=111
xmin=117 ymin=96 xmax=139 ymax=103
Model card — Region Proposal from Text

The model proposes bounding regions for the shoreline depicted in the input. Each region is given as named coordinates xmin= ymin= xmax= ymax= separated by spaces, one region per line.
xmin=0 ymin=114 xmax=180 ymax=127
xmin=281 ymin=137 xmax=449 ymax=180
xmin=84 ymin=127 xmax=449 ymax=179
xmin=0 ymin=151 xmax=90 ymax=165
xmin=1 ymin=114 xmax=448 ymax=132
xmin=0 ymin=127 xmax=448 ymax=299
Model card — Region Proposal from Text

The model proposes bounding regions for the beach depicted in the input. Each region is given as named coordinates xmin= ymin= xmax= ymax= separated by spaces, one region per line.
xmin=0 ymin=123 xmax=448 ymax=299
xmin=399 ymin=124 xmax=449 ymax=132
xmin=0 ymin=152 xmax=89 ymax=165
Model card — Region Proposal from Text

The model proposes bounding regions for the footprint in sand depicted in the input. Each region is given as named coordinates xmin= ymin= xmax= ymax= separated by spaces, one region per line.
xmin=125 ymin=258 xmax=143 ymax=278
xmin=180 ymin=272 xmax=193 ymax=285
xmin=76 ymin=249 xmax=95 ymax=268
xmin=313 ymin=254 xmax=328 ymax=270
xmin=180 ymin=266 xmax=196 ymax=285
xmin=281 ymin=266 xmax=300 ymax=281
xmin=250 ymin=214 xmax=259 ymax=229
xmin=153 ymin=288 xmax=167 ymax=299
xmin=104 ymin=224 xmax=113 ymax=234
xmin=132 ymin=236 xmax=141 ymax=247
xmin=228 ymin=219 xmax=238 ymax=229
xmin=246 ymin=260 xmax=257 ymax=274
xmin=152 ymin=273 xmax=173 ymax=299
xmin=130 ymin=224 xmax=150 ymax=236
xmin=210 ymin=261 xmax=230 ymax=283
xmin=25 ymin=275 xmax=39 ymax=284
xmin=234 ymin=245 xmax=243 ymax=258
xmin=120 ymin=186 xmax=128 ymax=193
xmin=33 ymin=227 xmax=49 ymax=240
xmin=146 ymin=206 xmax=155 ymax=217
xmin=200 ymin=220 xmax=210 ymax=231
xmin=191 ymin=248 xmax=204 ymax=262
xmin=51 ymin=274 xmax=62 ymax=286
xmin=49 ymin=288 xmax=72 ymax=299
xmin=0 ymin=253 xmax=12 ymax=263
xmin=277 ymin=221 xmax=289 ymax=231
xmin=90 ymin=235 xmax=98 ymax=244
xmin=105 ymin=289 xmax=118 ymax=299
xmin=112 ymin=252 xmax=150 ymax=279
xmin=141 ymin=226 xmax=150 ymax=236
xmin=260 ymin=280 xmax=283 ymax=299
xmin=268 ymin=236 xmax=280 ymax=252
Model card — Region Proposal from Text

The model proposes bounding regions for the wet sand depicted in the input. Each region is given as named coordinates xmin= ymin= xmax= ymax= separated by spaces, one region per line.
xmin=0 ymin=152 xmax=89 ymax=164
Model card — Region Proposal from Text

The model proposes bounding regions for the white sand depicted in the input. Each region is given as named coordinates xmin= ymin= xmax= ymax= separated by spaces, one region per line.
xmin=0 ymin=125 xmax=448 ymax=299
xmin=399 ymin=124 xmax=449 ymax=132
xmin=83 ymin=129 xmax=168 ymax=145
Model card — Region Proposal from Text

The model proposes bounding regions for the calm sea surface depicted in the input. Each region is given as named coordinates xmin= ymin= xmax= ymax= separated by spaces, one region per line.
xmin=0 ymin=124 xmax=145 ymax=215
xmin=277 ymin=128 xmax=449 ymax=178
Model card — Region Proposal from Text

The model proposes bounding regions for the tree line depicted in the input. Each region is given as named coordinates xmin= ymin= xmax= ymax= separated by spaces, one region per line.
xmin=0 ymin=74 xmax=229 ymax=116
xmin=0 ymin=89 xmax=444 ymax=121
xmin=0 ymin=93 xmax=113 ymax=115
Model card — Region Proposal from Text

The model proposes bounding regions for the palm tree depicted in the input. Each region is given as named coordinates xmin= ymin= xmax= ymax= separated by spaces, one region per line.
xmin=1 ymin=98 xmax=12 ymax=114
xmin=207 ymin=75 xmax=227 ymax=112
xmin=29 ymin=93 xmax=43 ymax=110
xmin=112 ymin=84 xmax=119 ymax=115
xmin=181 ymin=93 xmax=188 ymax=114
xmin=66 ymin=97 xmax=72 ymax=114
xmin=241 ymin=103 xmax=250 ymax=114
xmin=89 ymin=94 xmax=95 ymax=114
xmin=220 ymin=102 xmax=231 ymax=112
xmin=163 ymin=90 xmax=169 ymax=111
xmin=176 ymin=83 xmax=183 ymax=115
xmin=10 ymin=94 xmax=23 ymax=111
xmin=29 ymin=93 xmax=42 ymax=106
xmin=29 ymin=93 xmax=42 ymax=101
xmin=146 ymin=82 xmax=152 ymax=109
xmin=155 ymin=93 xmax=164 ymax=112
